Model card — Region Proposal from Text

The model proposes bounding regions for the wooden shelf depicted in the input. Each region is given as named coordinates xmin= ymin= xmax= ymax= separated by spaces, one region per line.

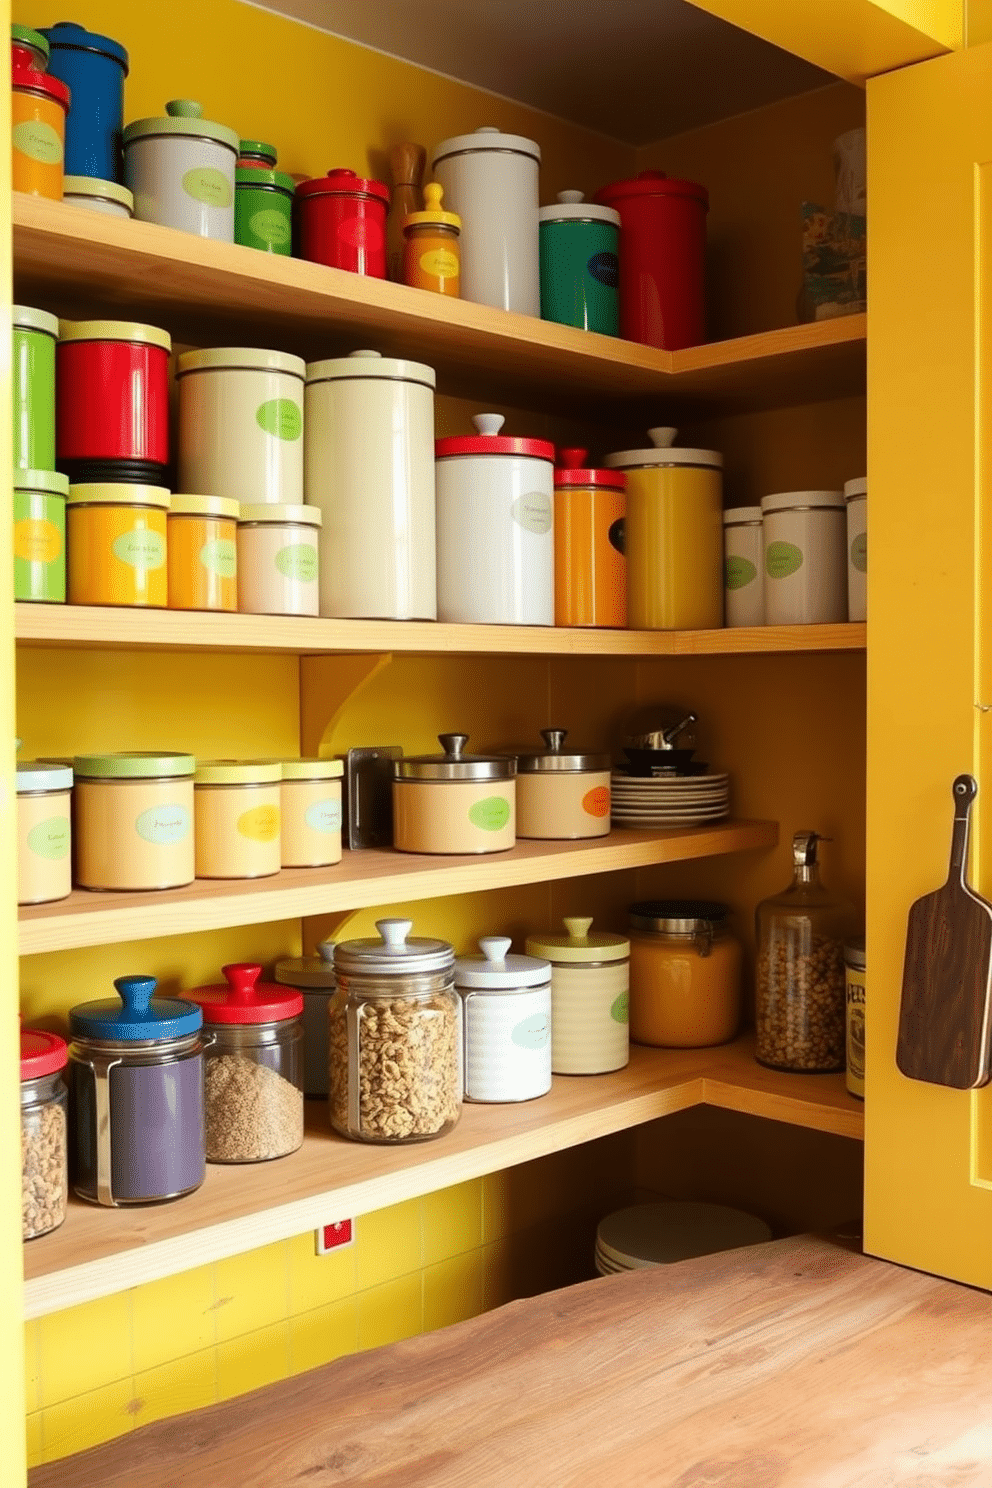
xmin=13 ymin=194 xmax=865 ymax=415
xmin=21 ymin=1035 xmax=862 ymax=1319
xmin=18 ymin=821 xmax=777 ymax=955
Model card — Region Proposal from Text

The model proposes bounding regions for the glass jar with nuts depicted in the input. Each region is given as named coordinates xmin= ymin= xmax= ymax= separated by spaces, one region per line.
xmin=21 ymin=1025 xmax=69 ymax=1240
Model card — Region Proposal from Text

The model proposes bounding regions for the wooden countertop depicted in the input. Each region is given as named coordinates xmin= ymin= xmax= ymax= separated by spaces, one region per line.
xmin=30 ymin=1235 xmax=992 ymax=1487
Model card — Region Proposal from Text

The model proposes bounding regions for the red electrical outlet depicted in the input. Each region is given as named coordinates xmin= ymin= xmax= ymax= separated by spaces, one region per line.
xmin=315 ymin=1218 xmax=354 ymax=1254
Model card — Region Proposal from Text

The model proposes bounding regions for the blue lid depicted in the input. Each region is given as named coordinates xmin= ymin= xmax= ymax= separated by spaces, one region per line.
xmin=41 ymin=21 xmax=129 ymax=73
xmin=70 ymin=975 xmax=202 ymax=1041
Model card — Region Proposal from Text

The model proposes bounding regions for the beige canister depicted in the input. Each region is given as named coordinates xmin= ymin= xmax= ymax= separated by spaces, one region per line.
xmin=280 ymin=758 xmax=344 ymax=867
xmin=194 ymin=761 xmax=282 ymax=879
xmin=237 ymin=503 xmax=321 ymax=615
xmin=73 ymin=752 xmax=195 ymax=891
xmin=17 ymin=762 xmax=72 ymax=905
xmin=525 ymin=917 xmax=630 ymax=1074
xmin=516 ymin=728 xmax=611 ymax=840
xmin=845 ymin=477 xmax=867 ymax=623
xmin=393 ymin=733 xmax=516 ymax=855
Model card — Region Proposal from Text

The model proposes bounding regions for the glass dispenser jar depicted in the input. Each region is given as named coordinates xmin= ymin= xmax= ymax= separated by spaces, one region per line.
xmin=628 ymin=900 xmax=742 ymax=1048
xmin=329 ymin=918 xmax=461 ymax=1144
xmin=755 ymin=831 xmax=856 ymax=1072
xmin=21 ymin=1026 xmax=69 ymax=1240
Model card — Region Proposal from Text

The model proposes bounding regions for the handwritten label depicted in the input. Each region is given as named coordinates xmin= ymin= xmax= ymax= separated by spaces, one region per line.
xmin=14 ymin=519 xmax=62 ymax=565
xmin=305 ymin=798 xmax=342 ymax=833
xmin=511 ymin=1013 xmax=550 ymax=1051
xmin=13 ymin=119 xmax=62 ymax=165
xmin=199 ymin=537 xmax=237 ymax=578
xmin=27 ymin=815 xmax=70 ymax=860
xmin=275 ymin=543 xmax=318 ymax=582
xmin=249 ymin=207 xmax=291 ymax=248
xmin=135 ymin=804 xmax=190 ymax=845
xmin=182 ymin=167 xmax=232 ymax=208
xmin=112 ymin=529 xmax=165 ymax=571
xmin=237 ymin=804 xmax=281 ymax=842
xmin=419 ymin=247 xmax=459 ymax=280
xmin=511 ymin=492 xmax=553 ymax=536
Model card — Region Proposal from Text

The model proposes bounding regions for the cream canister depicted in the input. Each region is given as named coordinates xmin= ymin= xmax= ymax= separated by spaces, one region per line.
xmin=723 ymin=506 xmax=764 ymax=628
xmin=456 ymin=937 xmax=552 ymax=1103
xmin=845 ymin=477 xmax=867 ymax=623
xmin=526 ymin=917 xmax=630 ymax=1075
xmin=280 ymin=758 xmax=343 ymax=868
xmin=73 ymin=752 xmax=195 ymax=891
xmin=304 ymin=350 xmax=436 ymax=620
xmin=194 ymin=761 xmax=282 ymax=879
xmin=237 ymin=504 xmax=321 ymax=615
xmin=762 ymin=490 xmax=847 ymax=625
xmin=515 ymin=729 xmax=611 ymax=840
xmin=17 ymin=762 xmax=72 ymax=905
xmin=62 ymin=176 xmax=134 ymax=218
xmin=123 ymin=99 xmax=237 ymax=241
xmin=393 ymin=733 xmax=516 ymax=854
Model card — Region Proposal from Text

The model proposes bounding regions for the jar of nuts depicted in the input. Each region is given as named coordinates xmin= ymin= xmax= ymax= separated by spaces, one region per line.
xmin=21 ymin=1024 xmax=69 ymax=1240
xmin=329 ymin=918 xmax=462 ymax=1144
xmin=755 ymin=831 xmax=857 ymax=1073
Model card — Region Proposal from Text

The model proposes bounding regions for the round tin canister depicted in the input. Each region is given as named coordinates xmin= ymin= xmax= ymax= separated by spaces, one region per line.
xmin=62 ymin=174 xmax=134 ymax=218
xmin=13 ymin=304 xmax=57 ymax=473
xmin=456 ymin=937 xmax=552 ymax=1103
xmin=393 ymin=733 xmax=516 ymax=854
xmin=176 ymin=347 xmax=305 ymax=508
xmin=525 ymin=917 xmax=630 ymax=1075
xmin=844 ymin=937 xmax=866 ymax=1099
xmin=516 ymin=729 xmax=611 ymax=840
xmin=235 ymin=167 xmax=294 ymax=253
xmin=723 ymin=506 xmax=764 ymax=628
xmin=603 ymin=428 xmax=723 ymax=630
xmin=845 ymin=477 xmax=867 ymax=623
xmin=275 ymin=941 xmax=336 ymax=1097
xmin=41 ymin=21 xmax=128 ymax=182
xmin=280 ymin=758 xmax=343 ymax=867
xmin=402 ymin=181 xmax=461 ymax=295
xmin=296 ymin=168 xmax=390 ymax=277
xmin=238 ymin=139 xmax=277 ymax=169
xmin=12 ymin=25 xmax=49 ymax=71
xmin=237 ymin=504 xmax=321 ymax=615
xmin=432 ymin=126 xmax=540 ymax=314
xmin=539 ymin=191 xmax=620 ymax=335
xmin=761 ymin=490 xmax=847 ymax=625
xmin=12 ymin=62 xmax=69 ymax=200
xmin=554 ymin=448 xmax=626 ymax=627
xmin=67 ymin=484 xmax=169 ymax=607
xmin=14 ymin=469 xmax=68 ymax=602
xmin=594 ymin=171 xmax=709 ymax=351
xmin=305 ymin=351 xmax=436 ymax=619
xmin=124 ymin=99 xmax=238 ymax=241
xmin=194 ymin=761 xmax=282 ymax=879
xmin=167 ymin=495 xmax=239 ymax=612
xmin=69 ymin=975 xmax=206 ymax=1206
xmin=436 ymin=413 xmax=555 ymax=625
xmin=17 ymin=762 xmax=72 ymax=906
xmin=57 ymin=319 xmax=171 ymax=484
xmin=73 ymin=752 xmax=195 ymax=891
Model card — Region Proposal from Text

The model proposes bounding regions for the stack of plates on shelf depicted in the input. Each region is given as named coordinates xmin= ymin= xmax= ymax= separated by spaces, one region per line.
xmin=610 ymin=771 xmax=730 ymax=829
xmin=594 ymin=1201 xmax=772 ymax=1277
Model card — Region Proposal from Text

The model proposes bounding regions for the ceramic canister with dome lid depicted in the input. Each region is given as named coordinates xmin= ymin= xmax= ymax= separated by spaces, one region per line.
xmin=21 ymin=1024 xmax=69 ymax=1239
xmin=761 ymin=490 xmax=847 ymax=625
xmin=515 ymin=728 xmax=611 ymax=840
xmin=296 ymin=168 xmax=390 ymax=277
xmin=275 ymin=941 xmax=336 ymax=1097
xmin=456 ymin=937 xmax=552 ymax=1103
xmin=124 ymin=100 xmax=238 ymax=241
xmin=526 ymin=917 xmax=630 ymax=1075
xmin=723 ymin=506 xmax=764 ymax=628
xmin=845 ymin=477 xmax=867 ymax=622
xmin=554 ymin=448 xmax=626 ymax=628
xmin=539 ymin=190 xmax=620 ymax=335
xmin=436 ymin=413 xmax=555 ymax=625
xmin=393 ymin=733 xmax=516 ymax=854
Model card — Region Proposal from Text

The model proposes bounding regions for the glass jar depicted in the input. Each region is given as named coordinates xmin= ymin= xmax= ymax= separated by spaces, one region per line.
xmin=329 ymin=918 xmax=461 ymax=1144
xmin=628 ymin=900 xmax=742 ymax=1048
xmin=525 ymin=916 xmax=630 ymax=1074
xmin=755 ymin=832 xmax=856 ymax=1072
xmin=402 ymin=182 xmax=461 ymax=296
xmin=275 ymin=941 xmax=335 ymax=1097
xmin=187 ymin=963 xmax=304 ymax=1163
xmin=21 ymin=1026 xmax=69 ymax=1240
xmin=455 ymin=936 xmax=551 ymax=1103
xmin=845 ymin=937 xmax=866 ymax=1098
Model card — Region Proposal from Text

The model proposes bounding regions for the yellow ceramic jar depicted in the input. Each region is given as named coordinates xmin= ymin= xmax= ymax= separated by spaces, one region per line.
xmin=67 ymin=484 xmax=170 ymax=607
xmin=73 ymin=753 xmax=195 ymax=891
xmin=17 ymin=762 xmax=72 ymax=905
xmin=194 ymin=761 xmax=282 ymax=879
xmin=167 ymin=494 xmax=239 ymax=611
xmin=628 ymin=900 xmax=742 ymax=1048
xmin=280 ymin=759 xmax=344 ymax=868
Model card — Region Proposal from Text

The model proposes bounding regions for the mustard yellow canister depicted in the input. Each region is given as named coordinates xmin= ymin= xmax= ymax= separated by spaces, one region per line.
xmin=167 ymin=494 xmax=239 ymax=612
xmin=194 ymin=760 xmax=282 ymax=879
xmin=280 ymin=758 xmax=343 ymax=868
xmin=67 ymin=483 xmax=170 ymax=608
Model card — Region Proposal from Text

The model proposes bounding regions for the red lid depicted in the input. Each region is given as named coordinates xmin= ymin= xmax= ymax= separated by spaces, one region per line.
xmin=594 ymin=170 xmax=708 ymax=208
xmin=21 ymin=1026 xmax=68 ymax=1080
xmin=554 ymin=448 xmax=627 ymax=489
xmin=295 ymin=168 xmax=390 ymax=204
xmin=12 ymin=62 xmax=70 ymax=109
xmin=186 ymin=963 xmax=304 ymax=1023
xmin=435 ymin=412 xmax=555 ymax=461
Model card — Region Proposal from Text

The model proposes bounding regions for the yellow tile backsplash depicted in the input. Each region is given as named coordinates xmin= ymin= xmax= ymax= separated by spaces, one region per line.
xmin=354 ymin=1197 xmax=422 ymax=1291
xmin=131 ymin=1266 xmax=216 ymax=1375
xmin=357 ymin=1273 xmax=424 ymax=1353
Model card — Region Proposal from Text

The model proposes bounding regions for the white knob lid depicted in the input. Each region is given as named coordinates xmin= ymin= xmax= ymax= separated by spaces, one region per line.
xmin=472 ymin=413 xmax=506 ymax=437
xmin=479 ymin=936 xmax=512 ymax=966
xmin=564 ymin=917 xmax=594 ymax=941
xmin=317 ymin=940 xmax=335 ymax=963
xmin=648 ymin=427 xmax=678 ymax=448
xmin=558 ymin=190 xmax=584 ymax=204
xmin=350 ymin=349 xmax=383 ymax=359
xmin=475 ymin=126 xmax=501 ymax=135
xmin=377 ymin=918 xmax=413 ymax=952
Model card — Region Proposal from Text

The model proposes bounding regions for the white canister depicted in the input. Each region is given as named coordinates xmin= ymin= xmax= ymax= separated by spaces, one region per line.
xmin=176 ymin=348 xmax=305 ymax=507
xmin=17 ymin=762 xmax=72 ymax=906
xmin=194 ymin=760 xmax=282 ymax=879
xmin=761 ymin=490 xmax=847 ymax=625
xmin=304 ymin=350 xmax=436 ymax=620
xmin=723 ymin=506 xmax=764 ymax=628
xmin=436 ymin=413 xmax=555 ymax=625
xmin=275 ymin=942 xmax=336 ymax=1098
xmin=123 ymin=99 xmax=238 ymax=242
xmin=62 ymin=175 xmax=134 ymax=219
xmin=456 ymin=936 xmax=551 ymax=1103
xmin=526 ymin=917 xmax=630 ymax=1075
xmin=516 ymin=729 xmax=611 ymax=840
xmin=237 ymin=504 xmax=321 ymax=616
xmin=431 ymin=126 xmax=541 ymax=315
xmin=393 ymin=733 xmax=516 ymax=855
xmin=845 ymin=477 xmax=867 ymax=623
xmin=280 ymin=758 xmax=343 ymax=868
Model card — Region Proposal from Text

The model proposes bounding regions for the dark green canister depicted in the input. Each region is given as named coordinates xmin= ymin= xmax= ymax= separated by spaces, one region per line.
xmin=538 ymin=190 xmax=620 ymax=336
xmin=235 ymin=167 xmax=295 ymax=255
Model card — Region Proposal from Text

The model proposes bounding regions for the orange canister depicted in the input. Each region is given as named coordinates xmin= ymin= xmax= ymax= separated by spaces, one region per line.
xmin=554 ymin=448 xmax=626 ymax=628
xmin=67 ymin=484 xmax=169 ymax=608
xmin=167 ymin=495 xmax=239 ymax=611
xmin=12 ymin=63 xmax=69 ymax=200
xmin=402 ymin=182 xmax=461 ymax=297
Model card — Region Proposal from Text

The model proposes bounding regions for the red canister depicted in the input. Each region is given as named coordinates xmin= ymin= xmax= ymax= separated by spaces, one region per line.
xmin=594 ymin=171 xmax=708 ymax=351
xmin=56 ymin=319 xmax=172 ymax=483
xmin=295 ymin=168 xmax=390 ymax=277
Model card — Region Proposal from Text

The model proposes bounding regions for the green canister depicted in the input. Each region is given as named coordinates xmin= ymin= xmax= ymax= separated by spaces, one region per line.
xmin=538 ymin=191 xmax=620 ymax=336
xmin=13 ymin=305 xmax=58 ymax=473
xmin=235 ymin=167 xmax=295 ymax=255
xmin=14 ymin=469 xmax=69 ymax=602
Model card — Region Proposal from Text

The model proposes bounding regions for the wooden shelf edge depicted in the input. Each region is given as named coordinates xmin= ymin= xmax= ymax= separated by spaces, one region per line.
xmin=701 ymin=1074 xmax=864 ymax=1141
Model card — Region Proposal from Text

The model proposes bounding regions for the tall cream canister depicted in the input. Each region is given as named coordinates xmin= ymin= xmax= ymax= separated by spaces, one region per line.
xmin=280 ymin=758 xmax=343 ymax=868
xmin=17 ymin=762 xmax=72 ymax=905
xmin=515 ymin=729 xmax=611 ymax=840
xmin=73 ymin=752 xmax=195 ymax=891
xmin=762 ymin=490 xmax=847 ymax=625
xmin=393 ymin=733 xmax=516 ymax=854
xmin=525 ymin=917 xmax=630 ymax=1074
xmin=304 ymin=350 xmax=436 ymax=619
xmin=845 ymin=477 xmax=867 ymax=623
xmin=723 ymin=506 xmax=764 ymax=627
xmin=194 ymin=760 xmax=282 ymax=879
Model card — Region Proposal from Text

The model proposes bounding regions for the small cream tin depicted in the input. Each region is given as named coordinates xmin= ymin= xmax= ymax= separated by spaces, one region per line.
xmin=73 ymin=752 xmax=195 ymax=891
xmin=280 ymin=758 xmax=343 ymax=867
xmin=17 ymin=762 xmax=72 ymax=905
xmin=393 ymin=733 xmax=516 ymax=854
xmin=515 ymin=728 xmax=611 ymax=840
xmin=194 ymin=760 xmax=282 ymax=879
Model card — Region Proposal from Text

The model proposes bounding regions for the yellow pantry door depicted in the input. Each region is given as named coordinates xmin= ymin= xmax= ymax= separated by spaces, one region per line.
xmin=866 ymin=39 xmax=992 ymax=1287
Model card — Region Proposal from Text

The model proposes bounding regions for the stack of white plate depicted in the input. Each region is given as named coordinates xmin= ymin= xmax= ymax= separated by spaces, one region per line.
xmin=610 ymin=771 xmax=730 ymax=829
xmin=594 ymin=1200 xmax=771 ymax=1276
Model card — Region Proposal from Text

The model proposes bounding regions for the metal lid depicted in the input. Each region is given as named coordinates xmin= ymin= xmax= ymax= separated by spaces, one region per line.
xmin=844 ymin=477 xmax=867 ymax=500
xmin=305 ymin=349 xmax=436 ymax=390
xmin=175 ymin=346 xmax=305 ymax=378
xmin=12 ymin=62 xmax=69 ymax=107
xmin=235 ymin=166 xmax=295 ymax=193
xmin=11 ymin=25 xmax=50 ymax=66
xmin=59 ymin=319 xmax=172 ymax=352
xmin=603 ymin=427 xmax=722 ymax=472
xmin=761 ymin=490 xmax=845 ymax=514
xmin=280 ymin=757 xmax=344 ymax=781
xmin=405 ymin=180 xmax=460 ymax=229
xmin=238 ymin=139 xmax=278 ymax=164
xmin=239 ymin=503 xmax=322 ymax=525
xmin=432 ymin=125 xmax=541 ymax=169
xmin=594 ymin=170 xmax=708 ymax=208
xmin=723 ymin=505 xmax=762 ymax=524
xmin=435 ymin=413 xmax=555 ymax=461
xmin=169 ymin=494 xmax=240 ymax=520
xmin=63 ymin=176 xmax=134 ymax=212
xmin=67 ymin=484 xmax=171 ymax=509
xmin=454 ymin=936 xmax=551 ymax=989
xmin=70 ymin=975 xmax=202 ymax=1041
xmin=15 ymin=469 xmax=69 ymax=497
xmin=333 ymin=917 xmax=454 ymax=977
xmin=194 ymin=760 xmax=282 ymax=785
xmin=186 ymin=962 xmax=303 ymax=1024
xmin=629 ymin=899 xmax=730 ymax=934
xmin=395 ymin=733 xmax=517 ymax=782
xmin=123 ymin=99 xmax=238 ymax=153
xmin=275 ymin=942 xmax=336 ymax=989
xmin=74 ymin=751 xmax=195 ymax=779
xmin=21 ymin=1026 xmax=68 ymax=1080
xmin=792 ymin=829 xmax=823 ymax=867
xmin=42 ymin=20 xmax=129 ymax=71
xmin=16 ymin=761 xmax=73 ymax=792
xmin=539 ymin=190 xmax=620 ymax=228
xmin=13 ymin=305 xmax=58 ymax=338
xmin=554 ymin=448 xmax=626 ymax=490
xmin=844 ymin=937 xmax=866 ymax=969
xmin=295 ymin=168 xmax=390 ymax=203
xmin=516 ymin=728 xmax=611 ymax=773
xmin=525 ymin=916 xmax=629 ymax=963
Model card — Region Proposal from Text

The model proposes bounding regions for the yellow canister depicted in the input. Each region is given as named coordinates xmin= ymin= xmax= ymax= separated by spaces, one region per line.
xmin=525 ymin=917 xmax=630 ymax=1075
xmin=628 ymin=900 xmax=742 ymax=1047
xmin=67 ymin=484 xmax=170 ymax=608
xmin=392 ymin=733 xmax=516 ymax=855
xmin=401 ymin=182 xmax=461 ymax=297
xmin=12 ymin=67 xmax=70 ymax=200
xmin=17 ymin=763 xmax=73 ymax=906
xmin=844 ymin=938 xmax=866 ymax=1099
xmin=603 ymin=427 xmax=723 ymax=630
xmin=194 ymin=761 xmax=282 ymax=879
xmin=73 ymin=753 xmax=195 ymax=891
xmin=280 ymin=759 xmax=344 ymax=868
xmin=167 ymin=494 xmax=239 ymax=611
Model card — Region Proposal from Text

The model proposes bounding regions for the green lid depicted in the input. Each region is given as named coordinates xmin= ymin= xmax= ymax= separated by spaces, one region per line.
xmin=195 ymin=760 xmax=282 ymax=785
xmin=11 ymin=25 xmax=49 ymax=63
xmin=13 ymin=305 xmax=58 ymax=338
xmin=280 ymin=758 xmax=344 ymax=781
xmin=238 ymin=139 xmax=277 ymax=164
xmin=14 ymin=469 xmax=69 ymax=497
xmin=235 ymin=167 xmax=295 ymax=193
xmin=74 ymin=751 xmax=195 ymax=779
xmin=123 ymin=99 xmax=239 ymax=154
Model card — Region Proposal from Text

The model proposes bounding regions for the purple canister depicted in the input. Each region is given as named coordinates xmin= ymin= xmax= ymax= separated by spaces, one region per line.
xmin=69 ymin=974 xmax=206 ymax=1207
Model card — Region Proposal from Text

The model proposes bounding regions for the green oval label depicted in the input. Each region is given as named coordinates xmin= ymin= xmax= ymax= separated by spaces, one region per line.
xmin=27 ymin=815 xmax=70 ymax=860
xmin=13 ymin=119 xmax=62 ymax=165
xmin=725 ymin=555 xmax=757 ymax=591
xmin=112 ymin=529 xmax=165 ymax=571
xmin=511 ymin=1013 xmax=550 ymax=1051
xmin=305 ymin=798 xmax=342 ymax=833
xmin=511 ymin=492 xmax=553 ymax=536
xmin=851 ymin=531 xmax=867 ymax=573
xmin=611 ymin=990 xmax=629 ymax=1025
xmin=275 ymin=543 xmax=318 ymax=582
xmin=135 ymin=804 xmax=190 ymax=844
xmin=765 ymin=541 xmax=803 ymax=579
xmin=256 ymin=399 xmax=302 ymax=442
xmin=199 ymin=537 xmax=237 ymax=578
xmin=182 ymin=167 xmax=233 ymax=208
xmin=249 ymin=208 xmax=291 ymax=247
xmin=468 ymin=796 xmax=511 ymax=833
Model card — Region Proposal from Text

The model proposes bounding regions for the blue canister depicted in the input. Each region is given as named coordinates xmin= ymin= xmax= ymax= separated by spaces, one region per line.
xmin=41 ymin=20 xmax=129 ymax=182
xmin=538 ymin=190 xmax=620 ymax=336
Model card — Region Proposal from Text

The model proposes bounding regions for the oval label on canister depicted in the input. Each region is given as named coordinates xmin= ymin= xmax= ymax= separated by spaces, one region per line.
xmin=765 ymin=541 xmax=803 ymax=579
xmin=199 ymin=538 xmax=237 ymax=578
xmin=13 ymin=519 xmax=62 ymax=565
xmin=419 ymin=247 xmax=459 ymax=279
xmin=12 ymin=120 xmax=62 ymax=165
xmin=27 ymin=815 xmax=70 ymax=860
xmin=182 ymin=167 xmax=233 ymax=208
xmin=275 ymin=543 xmax=318 ymax=582
xmin=511 ymin=492 xmax=553 ymax=536
xmin=608 ymin=516 xmax=626 ymax=555
xmin=611 ymin=990 xmax=630 ymax=1025
xmin=249 ymin=208 xmax=291 ymax=248
xmin=135 ymin=804 xmax=191 ymax=844
xmin=725 ymin=555 xmax=757 ymax=591
xmin=583 ymin=785 xmax=610 ymax=818
xmin=468 ymin=796 xmax=511 ymax=833
xmin=237 ymin=804 xmax=281 ymax=842
xmin=256 ymin=399 xmax=302 ymax=442
xmin=112 ymin=529 xmax=166 ymax=571
xmin=587 ymin=250 xmax=619 ymax=288
xmin=851 ymin=532 xmax=867 ymax=573
xmin=511 ymin=1013 xmax=550 ymax=1050
xmin=337 ymin=216 xmax=384 ymax=249
xmin=305 ymin=798 xmax=343 ymax=833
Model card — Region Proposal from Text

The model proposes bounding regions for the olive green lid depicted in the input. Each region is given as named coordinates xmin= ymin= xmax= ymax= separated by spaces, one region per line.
xmin=238 ymin=139 xmax=277 ymax=163
xmin=525 ymin=917 xmax=629 ymax=964
xmin=12 ymin=25 xmax=50 ymax=61
xmin=13 ymin=305 xmax=59 ymax=338
xmin=195 ymin=760 xmax=282 ymax=785
xmin=239 ymin=503 xmax=321 ymax=526
xmin=123 ymin=99 xmax=239 ymax=154
xmin=175 ymin=346 xmax=305 ymax=378
xmin=14 ymin=469 xmax=69 ymax=497
xmin=59 ymin=319 xmax=172 ymax=353
xmin=63 ymin=176 xmax=134 ymax=212
xmin=235 ymin=167 xmax=295 ymax=193
xmin=169 ymin=494 xmax=239 ymax=520
xmin=280 ymin=758 xmax=344 ymax=781
xmin=74 ymin=751 xmax=195 ymax=779
xmin=67 ymin=484 xmax=171 ymax=509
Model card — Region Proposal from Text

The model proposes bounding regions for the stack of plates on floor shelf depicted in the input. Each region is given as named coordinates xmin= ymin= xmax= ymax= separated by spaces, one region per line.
xmin=610 ymin=771 xmax=730 ymax=829
xmin=594 ymin=1201 xmax=772 ymax=1276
